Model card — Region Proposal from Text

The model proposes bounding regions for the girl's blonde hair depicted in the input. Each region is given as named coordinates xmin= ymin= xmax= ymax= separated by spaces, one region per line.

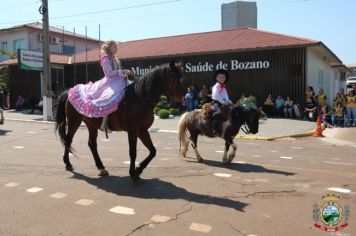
xmin=101 ymin=40 xmax=121 ymax=70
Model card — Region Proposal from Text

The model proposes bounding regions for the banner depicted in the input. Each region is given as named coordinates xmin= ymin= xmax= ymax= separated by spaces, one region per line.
xmin=18 ymin=49 xmax=43 ymax=71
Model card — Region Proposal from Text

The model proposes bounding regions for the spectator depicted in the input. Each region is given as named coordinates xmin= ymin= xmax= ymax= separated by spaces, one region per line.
xmin=190 ymin=85 xmax=199 ymax=109
xmin=29 ymin=97 xmax=43 ymax=114
xmin=184 ymin=87 xmax=194 ymax=112
xmin=262 ymin=94 xmax=275 ymax=117
xmin=303 ymin=97 xmax=317 ymax=121
xmin=351 ymin=84 xmax=356 ymax=96
xmin=305 ymin=86 xmax=315 ymax=102
xmin=333 ymin=101 xmax=344 ymax=127
xmin=283 ymin=96 xmax=294 ymax=118
xmin=0 ymin=87 xmax=4 ymax=109
xmin=315 ymin=89 xmax=327 ymax=107
xmin=275 ymin=95 xmax=284 ymax=117
xmin=345 ymin=90 xmax=356 ymax=127
xmin=198 ymin=84 xmax=211 ymax=106
xmin=15 ymin=94 xmax=25 ymax=110
xmin=321 ymin=105 xmax=333 ymax=128
xmin=0 ymin=106 xmax=3 ymax=124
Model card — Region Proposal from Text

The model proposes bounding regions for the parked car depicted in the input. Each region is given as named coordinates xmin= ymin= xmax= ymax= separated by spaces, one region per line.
xmin=346 ymin=76 xmax=356 ymax=88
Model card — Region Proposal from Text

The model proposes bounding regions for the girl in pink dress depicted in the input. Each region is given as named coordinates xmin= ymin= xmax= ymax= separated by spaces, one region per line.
xmin=68 ymin=40 xmax=132 ymax=131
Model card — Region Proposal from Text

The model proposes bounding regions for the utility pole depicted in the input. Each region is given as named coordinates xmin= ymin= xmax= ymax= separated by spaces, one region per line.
xmin=39 ymin=0 xmax=52 ymax=121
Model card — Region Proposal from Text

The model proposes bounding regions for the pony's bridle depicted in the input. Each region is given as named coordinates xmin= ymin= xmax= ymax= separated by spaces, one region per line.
xmin=241 ymin=123 xmax=250 ymax=134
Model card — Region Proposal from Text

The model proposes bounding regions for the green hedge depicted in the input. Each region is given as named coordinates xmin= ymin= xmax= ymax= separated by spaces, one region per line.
xmin=158 ymin=109 xmax=170 ymax=119
xmin=169 ymin=108 xmax=180 ymax=116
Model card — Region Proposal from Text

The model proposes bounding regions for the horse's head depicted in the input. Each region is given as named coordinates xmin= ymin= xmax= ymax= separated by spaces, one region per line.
xmin=232 ymin=106 xmax=260 ymax=134
xmin=164 ymin=61 xmax=183 ymax=104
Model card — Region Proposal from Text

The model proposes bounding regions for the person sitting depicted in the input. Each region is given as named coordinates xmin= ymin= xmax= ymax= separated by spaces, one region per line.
xmin=305 ymin=86 xmax=315 ymax=101
xmin=283 ymin=96 xmax=294 ymax=118
xmin=262 ymin=95 xmax=275 ymax=117
xmin=211 ymin=69 xmax=233 ymax=137
xmin=333 ymin=101 xmax=344 ymax=127
xmin=29 ymin=98 xmax=43 ymax=114
xmin=275 ymin=95 xmax=284 ymax=117
xmin=68 ymin=40 xmax=133 ymax=133
xmin=15 ymin=95 xmax=25 ymax=111
xmin=303 ymin=97 xmax=317 ymax=121
xmin=198 ymin=84 xmax=211 ymax=106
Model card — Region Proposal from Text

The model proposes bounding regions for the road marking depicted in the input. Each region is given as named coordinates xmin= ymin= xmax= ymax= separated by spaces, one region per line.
xmin=4 ymin=182 xmax=20 ymax=187
xmin=214 ymin=173 xmax=232 ymax=178
xmin=189 ymin=223 xmax=212 ymax=233
xmin=13 ymin=146 xmax=24 ymax=149
xmin=235 ymin=161 xmax=247 ymax=164
xmin=323 ymin=161 xmax=353 ymax=166
xmin=26 ymin=131 xmax=37 ymax=134
xmin=26 ymin=187 xmax=43 ymax=193
xmin=75 ymin=199 xmax=94 ymax=206
xmin=109 ymin=206 xmax=135 ymax=215
xmin=294 ymin=183 xmax=310 ymax=188
xmin=50 ymin=192 xmax=67 ymax=199
xmin=164 ymin=147 xmax=172 ymax=150
xmin=327 ymin=187 xmax=352 ymax=193
xmin=100 ymin=139 xmax=110 ymax=142
xmin=150 ymin=215 xmax=171 ymax=223
xmin=252 ymin=155 xmax=262 ymax=158
xmin=123 ymin=161 xmax=139 ymax=165
xmin=292 ymin=147 xmax=303 ymax=150
xmin=280 ymin=156 xmax=294 ymax=160
xmin=270 ymin=150 xmax=278 ymax=153
xmin=159 ymin=158 xmax=172 ymax=161
xmin=215 ymin=150 xmax=224 ymax=153
xmin=243 ymin=179 xmax=253 ymax=182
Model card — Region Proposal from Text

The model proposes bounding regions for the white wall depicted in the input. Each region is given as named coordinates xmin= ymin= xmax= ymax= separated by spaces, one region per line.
xmin=0 ymin=30 xmax=29 ymax=53
xmin=0 ymin=28 xmax=98 ymax=55
xmin=307 ymin=47 xmax=341 ymax=105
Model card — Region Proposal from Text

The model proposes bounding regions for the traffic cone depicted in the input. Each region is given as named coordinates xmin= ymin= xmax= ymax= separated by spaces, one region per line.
xmin=313 ymin=116 xmax=324 ymax=137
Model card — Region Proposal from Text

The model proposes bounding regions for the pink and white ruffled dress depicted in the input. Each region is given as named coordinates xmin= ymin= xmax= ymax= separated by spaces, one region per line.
xmin=68 ymin=56 xmax=127 ymax=118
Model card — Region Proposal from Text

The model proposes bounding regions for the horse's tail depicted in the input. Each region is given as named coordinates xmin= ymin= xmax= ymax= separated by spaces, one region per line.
xmin=55 ymin=90 xmax=68 ymax=147
xmin=178 ymin=112 xmax=190 ymax=156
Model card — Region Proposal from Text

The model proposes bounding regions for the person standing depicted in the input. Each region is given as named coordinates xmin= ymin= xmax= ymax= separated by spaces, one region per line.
xmin=345 ymin=90 xmax=356 ymax=127
xmin=184 ymin=87 xmax=194 ymax=112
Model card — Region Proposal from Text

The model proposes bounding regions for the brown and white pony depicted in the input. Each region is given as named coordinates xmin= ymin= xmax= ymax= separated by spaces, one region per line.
xmin=178 ymin=104 xmax=259 ymax=163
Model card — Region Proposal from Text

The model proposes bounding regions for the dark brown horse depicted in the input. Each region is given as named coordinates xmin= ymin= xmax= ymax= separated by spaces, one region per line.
xmin=55 ymin=62 xmax=183 ymax=181
xmin=178 ymin=104 xmax=259 ymax=163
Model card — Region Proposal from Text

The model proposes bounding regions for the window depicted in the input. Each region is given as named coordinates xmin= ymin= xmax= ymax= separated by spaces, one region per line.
xmin=63 ymin=45 xmax=75 ymax=55
xmin=13 ymin=39 xmax=26 ymax=52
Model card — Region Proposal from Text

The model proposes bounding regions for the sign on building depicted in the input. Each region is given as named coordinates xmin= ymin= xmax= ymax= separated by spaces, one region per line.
xmin=18 ymin=49 xmax=43 ymax=71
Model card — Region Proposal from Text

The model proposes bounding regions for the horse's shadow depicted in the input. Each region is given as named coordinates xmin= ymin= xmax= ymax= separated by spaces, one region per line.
xmin=71 ymin=172 xmax=248 ymax=212
xmin=185 ymin=158 xmax=295 ymax=176
xmin=0 ymin=129 xmax=11 ymax=136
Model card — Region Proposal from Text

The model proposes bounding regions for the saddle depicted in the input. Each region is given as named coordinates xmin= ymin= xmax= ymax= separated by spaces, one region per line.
xmin=201 ymin=102 xmax=230 ymax=121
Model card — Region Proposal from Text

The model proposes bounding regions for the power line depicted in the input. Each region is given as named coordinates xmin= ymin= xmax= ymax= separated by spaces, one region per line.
xmin=0 ymin=0 xmax=180 ymax=25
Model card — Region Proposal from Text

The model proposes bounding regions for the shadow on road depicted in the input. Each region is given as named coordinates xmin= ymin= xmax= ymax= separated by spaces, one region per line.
xmin=185 ymin=159 xmax=295 ymax=176
xmin=0 ymin=129 xmax=12 ymax=136
xmin=71 ymin=172 xmax=248 ymax=212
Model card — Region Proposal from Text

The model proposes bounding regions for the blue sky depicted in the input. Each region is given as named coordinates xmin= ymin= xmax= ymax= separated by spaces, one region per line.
xmin=1 ymin=0 xmax=355 ymax=64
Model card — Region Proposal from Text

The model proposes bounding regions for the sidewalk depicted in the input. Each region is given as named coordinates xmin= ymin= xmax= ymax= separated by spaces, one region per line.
xmin=3 ymin=110 xmax=318 ymax=139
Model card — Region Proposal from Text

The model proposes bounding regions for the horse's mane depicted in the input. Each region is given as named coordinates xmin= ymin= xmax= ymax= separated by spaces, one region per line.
xmin=133 ymin=64 xmax=169 ymax=105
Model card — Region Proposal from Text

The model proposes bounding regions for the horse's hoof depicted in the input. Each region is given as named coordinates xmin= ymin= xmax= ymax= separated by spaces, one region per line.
xmin=99 ymin=169 xmax=109 ymax=177
xmin=65 ymin=165 xmax=74 ymax=171
xmin=197 ymin=158 xmax=204 ymax=163
xmin=132 ymin=176 xmax=144 ymax=184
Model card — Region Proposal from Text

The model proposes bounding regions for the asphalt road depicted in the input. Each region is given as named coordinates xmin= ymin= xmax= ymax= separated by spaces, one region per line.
xmin=0 ymin=120 xmax=355 ymax=236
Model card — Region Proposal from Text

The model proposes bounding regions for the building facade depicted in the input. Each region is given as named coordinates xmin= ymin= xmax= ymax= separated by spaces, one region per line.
xmin=0 ymin=22 xmax=100 ymax=58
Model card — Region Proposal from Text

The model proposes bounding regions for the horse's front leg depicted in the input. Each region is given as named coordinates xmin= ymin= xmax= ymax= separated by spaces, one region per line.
xmin=88 ymin=127 xmax=108 ymax=176
xmin=227 ymin=141 xmax=237 ymax=163
xmin=222 ymin=141 xmax=230 ymax=163
xmin=191 ymin=132 xmax=204 ymax=162
xmin=136 ymin=129 xmax=157 ymax=178
xmin=128 ymin=129 xmax=139 ymax=181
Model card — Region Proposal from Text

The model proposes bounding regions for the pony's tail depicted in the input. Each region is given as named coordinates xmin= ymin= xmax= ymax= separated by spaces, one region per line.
xmin=178 ymin=112 xmax=189 ymax=156
xmin=55 ymin=90 xmax=68 ymax=147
